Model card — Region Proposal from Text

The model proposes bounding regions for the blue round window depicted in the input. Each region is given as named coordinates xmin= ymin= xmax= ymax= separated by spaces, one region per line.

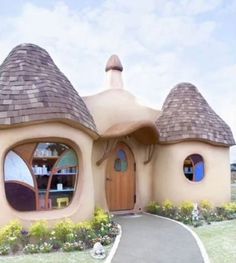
xmin=183 ymin=154 xmax=204 ymax=182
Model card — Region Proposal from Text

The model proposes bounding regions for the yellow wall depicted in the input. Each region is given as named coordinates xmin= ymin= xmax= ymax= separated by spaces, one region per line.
xmin=153 ymin=141 xmax=231 ymax=206
xmin=0 ymin=122 xmax=95 ymax=227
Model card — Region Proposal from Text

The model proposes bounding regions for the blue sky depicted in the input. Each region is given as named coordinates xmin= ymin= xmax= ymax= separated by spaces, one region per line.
xmin=0 ymin=0 xmax=236 ymax=161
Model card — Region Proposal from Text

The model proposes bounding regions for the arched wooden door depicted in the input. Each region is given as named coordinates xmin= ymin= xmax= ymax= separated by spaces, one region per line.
xmin=106 ymin=143 xmax=135 ymax=211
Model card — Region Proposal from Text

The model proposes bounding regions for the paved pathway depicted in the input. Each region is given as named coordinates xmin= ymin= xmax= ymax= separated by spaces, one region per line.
xmin=112 ymin=214 xmax=205 ymax=263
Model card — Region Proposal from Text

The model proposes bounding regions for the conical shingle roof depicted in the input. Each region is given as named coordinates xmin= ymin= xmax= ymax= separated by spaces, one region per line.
xmin=0 ymin=43 xmax=97 ymax=135
xmin=156 ymin=83 xmax=235 ymax=146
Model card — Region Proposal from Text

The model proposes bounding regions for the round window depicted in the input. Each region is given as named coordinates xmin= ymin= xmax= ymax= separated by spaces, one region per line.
xmin=183 ymin=154 xmax=204 ymax=182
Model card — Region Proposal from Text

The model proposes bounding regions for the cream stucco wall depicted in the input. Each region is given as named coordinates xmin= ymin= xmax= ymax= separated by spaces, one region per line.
xmin=153 ymin=141 xmax=231 ymax=206
xmin=83 ymin=89 xmax=160 ymax=134
xmin=0 ymin=122 xmax=95 ymax=228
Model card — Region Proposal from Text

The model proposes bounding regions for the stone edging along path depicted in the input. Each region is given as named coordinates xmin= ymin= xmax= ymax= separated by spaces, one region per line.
xmin=106 ymin=213 xmax=210 ymax=263
xmin=104 ymin=224 xmax=122 ymax=263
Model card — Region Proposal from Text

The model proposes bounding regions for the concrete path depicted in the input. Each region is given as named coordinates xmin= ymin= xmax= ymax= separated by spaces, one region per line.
xmin=112 ymin=214 xmax=205 ymax=263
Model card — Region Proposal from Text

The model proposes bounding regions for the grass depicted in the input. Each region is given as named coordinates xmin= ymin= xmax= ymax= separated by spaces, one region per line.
xmin=192 ymin=185 xmax=236 ymax=263
xmin=0 ymin=245 xmax=112 ymax=263
xmin=193 ymin=220 xmax=236 ymax=263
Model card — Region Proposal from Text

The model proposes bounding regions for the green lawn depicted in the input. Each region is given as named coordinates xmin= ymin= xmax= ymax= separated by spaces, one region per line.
xmin=193 ymin=220 xmax=236 ymax=263
xmin=0 ymin=246 xmax=112 ymax=263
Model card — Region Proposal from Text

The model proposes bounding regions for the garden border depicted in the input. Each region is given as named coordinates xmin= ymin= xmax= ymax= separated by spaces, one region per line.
xmin=144 ymin=212 xmax=210 ymax=263
xmin=104 ymin=224 xmax=122 ymax=263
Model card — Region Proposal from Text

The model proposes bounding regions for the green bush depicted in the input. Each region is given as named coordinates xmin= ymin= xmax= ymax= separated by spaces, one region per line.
xmin=180 ymin=201 xmax=194 ymax=216
xmin=176 ymin=201 xmax=194 ymax=225
xmin=53 ymin=219 xmax=74 ymax=243
xmin=49 ymin=230 xmax=62 ymax=250
xmin=223 ymin=202 xmax=236 ymax=219
xmin=29 ymin=220 xmax=49 ymax=243
xmin=39 ymin=242 xmax=53 ymax=253
xmin=23 ymin=244 xmax=39 ymax=254
xmin=101 ymin=235 xmax=112 ymax=246
xmin=0 ymin=245 xmax=10 ymax=256
xmin=162 ymin=200 xmax=176 ymax=218
xmin=62 ymin=241 xmax=84 ymax=252
xmin=107 ymin=221 xmax=120 ymax=238
xmin=146 ymin=201 xmax=161 ymax=214
xmin=92 ymin=208 xmax=110 ymax=231
xmin=75 ymin=227 xmax=96 ymax=248
xmin=200 ymin=200 xmax=212 ymax=210
xmin=223 ymin=202 xmax=236 ymax=213
xmin=0 ymin=220 xmax=23 ymax=252
xmin=74 ymin=221 xmax=92 ymax=232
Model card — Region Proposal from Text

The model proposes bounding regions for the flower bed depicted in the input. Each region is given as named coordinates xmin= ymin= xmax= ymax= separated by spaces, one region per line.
xmin=146 ymin=200 xmax=236 ymax=226
xmin=0 ymin=208 xmax=119 ymax=256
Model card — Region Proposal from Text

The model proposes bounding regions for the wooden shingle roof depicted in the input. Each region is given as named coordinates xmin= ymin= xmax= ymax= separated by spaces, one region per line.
xmin=0 ymin=43 xmax=97 ymax=135
xmin=156 ymin=83 xmax=235 ymax=146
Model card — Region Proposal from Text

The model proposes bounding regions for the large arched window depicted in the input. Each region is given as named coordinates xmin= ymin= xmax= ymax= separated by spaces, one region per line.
xmin=183 ymin=154 xmax=204 ymax=182
xmin=4 ymin=142 xmax=78 ymax=211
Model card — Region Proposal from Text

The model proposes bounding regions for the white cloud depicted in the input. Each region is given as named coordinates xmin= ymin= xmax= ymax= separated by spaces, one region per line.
xmin=161 ymin=0 xmax=223 ymax=15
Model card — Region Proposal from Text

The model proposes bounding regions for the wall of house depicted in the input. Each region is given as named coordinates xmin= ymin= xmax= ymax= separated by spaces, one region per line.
xmin=92 ymin=137 xmax=153 ymax=212
xmin=153 ymin=141 xmax=231 ymax=206
xmin=84 ymin=89 xmax=160 ymax=134
xmin=0 ymin=122 xmax=95 ymax=227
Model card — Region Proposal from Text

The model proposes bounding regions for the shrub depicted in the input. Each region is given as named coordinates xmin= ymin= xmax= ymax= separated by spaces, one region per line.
xmin=29 ymin=220 xmax=49 ymax=243
xmin=92 ymin=208 xmax=110 ymax=231
xmin=23 ymin=244 xmax=39 ymax=254
xmin=74 ymin=221 xmax=92 ymax=232
xmin=49 ymin=231 xmax=62 ymax=250
xmin=101 ymin=235 xmax=112 ymax=246
xmin=76 ymin=227 xmax=96 ymax=248
xmin=200 ymin=200 xmax=212 ymax=210
xmin=180 ymin=201 xmax=194 ymax=216
xmin=53 ymin=219 xmax=74 ymax=243
xmin=223 ymin=202 xmax=236 ymax=219
xmin=199 ymin=200 xmax=215 ymax=224
xmin=20 ymin=230 xmax=30 ymax=246
xmin=62 ymin=241 xmax=84 ymax=252
xmin=0 ymin=245 xmax=10 ymax=256
xmin=162 ymin=200 xmax=176 ymax=218
xmin=39 ymin=242 xmax=53 ymax=253
xmin=97 ymin=223 xmax=112 ymax=237
xmin=179 ymin=201 xmax=196 ymax=225
xmin=146 ymin=201 xmax=161 ymax=214
xmin=0 ymin=220 xmax=23 ymax=252
xmin=107 ymin=222 xmax=119 ymax=238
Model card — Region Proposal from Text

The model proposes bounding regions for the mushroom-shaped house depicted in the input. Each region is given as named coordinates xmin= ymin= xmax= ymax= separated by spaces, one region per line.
xmin=154 ymin=83 xmax=235 ymax=204
xmin=0 ymin=44 xmax=234 ymax=227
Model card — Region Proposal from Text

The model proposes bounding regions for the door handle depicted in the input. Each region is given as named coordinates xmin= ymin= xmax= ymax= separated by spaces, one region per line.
xmin=106 ymin=177 xmax=112 ymax=181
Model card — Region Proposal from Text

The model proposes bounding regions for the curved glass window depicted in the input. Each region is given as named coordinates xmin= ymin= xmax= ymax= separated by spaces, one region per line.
xmin=114 ymin=149 xmax=128 ymax=172
xmin=4 ymin=142 xmax=78 ymax=211
xmin=183 ymin=154 xmax=204 ymax=182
